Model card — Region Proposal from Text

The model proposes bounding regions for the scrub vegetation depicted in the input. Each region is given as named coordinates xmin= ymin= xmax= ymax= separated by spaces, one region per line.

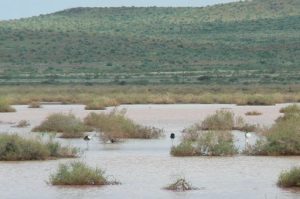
xmin=0 ymin=134 xmax=78 ymax=160
xmin=0 ymin=0 xmax=299 ymax=85
xmin=247 ymin=104 xmax=300 ymax=155
xmin=50 ymin=161 xmax=119 ymax=186
xmin=0 ymin=98 xmax=15 ymax=112
xmin=171 ymin=110 xmax=242 ymax=156
xmin=33 ymin=113 xmax=90 ymax=138
xmin=84 ymin=109 xmax=163 ymax=142
xmin=277 ymin=167 xmax=300 ymax=188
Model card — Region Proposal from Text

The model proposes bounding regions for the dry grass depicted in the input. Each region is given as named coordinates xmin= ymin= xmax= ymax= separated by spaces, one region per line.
xmin=0 ymin=85 xmax=299 ymax=110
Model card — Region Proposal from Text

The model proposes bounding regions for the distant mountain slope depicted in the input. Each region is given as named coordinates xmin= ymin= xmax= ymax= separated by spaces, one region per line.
xmin=0 ymin=0 xmax=299 ymax=84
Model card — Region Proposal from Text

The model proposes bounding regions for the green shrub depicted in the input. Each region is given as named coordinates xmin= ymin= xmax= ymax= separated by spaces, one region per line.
xmin=278 ymin=167 xmax=300 ymax=188
xmin=33 ymin=113 xmax=90 ymax=138
xmin=201 ymin=110 xmax=234 ymax=130
xmin=278 ymin=104 xmax=300 ymax=122
xmin=170 ymin=141 xmax=197 ymax=156
xmin=0 ymin=98 xmax=15 ymax=112
xmin=183 ymin=110 xmax=256 ymax=137
xmin=195 ymin=131 xmax=238 ymax=156
xmin=164 ymin=178 xmax=197 ymax=191
xmin=249 ymin=112 xmax=300 ymax=155
xmin=50 ymin=161 xmax=118 ymax=186
xmin=0 ymin=134 xmax=78 ymax=160
xmin=279 ymin=104 xmax=300 ymax=114
xmin=84 ymin=109 xmax=163 ymax=142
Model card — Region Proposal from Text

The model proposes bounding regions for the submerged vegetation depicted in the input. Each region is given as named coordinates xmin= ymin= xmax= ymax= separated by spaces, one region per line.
xmin=50 ymin=161 xmax=119 ymax=186
xmin=84 ymin=109 xmax=163 ymax=142
xmin=278 ymin=167 xmax=300 ymax=188
xmin=164 ymin=178 xmax=197 ymax=191
xmin=0 ymin=134 xmax=78 ymax=160
xmin=33 ymin=113 xmax=90 ymax=138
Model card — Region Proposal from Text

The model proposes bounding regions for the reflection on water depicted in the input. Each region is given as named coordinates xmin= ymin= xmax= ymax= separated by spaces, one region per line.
xmin=0 ymin=104 xmax=300 ymax=199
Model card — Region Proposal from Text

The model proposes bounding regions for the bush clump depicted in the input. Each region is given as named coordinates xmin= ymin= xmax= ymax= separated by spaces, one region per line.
xmin=171 ymin=131 xmax=238 ymax=157
xmin=50 ymin=161 xmax=119 ymax=186
xmin=84 ymin=109 xmax=163 ymax=142
xmin=195 ymin=131 xmax=238 ymax=156
xmin=170 ymin=141 xmax=197 ymax=156
xmin=248 ymin=116 xmax=300 ymax=155
xmin=165 ymin=178 xmax=197 ymax=191
xmin=0 ymin=98 xmax=15 ymax=112
xmin=198 ymin=110 xmax=256 ymax=132
xmin=0 ymin=134 xmax=78 ymax=160
xmin=280 ymin=104 xmax=300 ymax=114
xmin=172 ymin=110 xmax=247 ymax=157
xmin=247 ymin=105 xmax=300 ymax=156
xmin=277 ymin=167 xmax=300 ymax=188
xmin=33 ymin=113 xmax=90 ymax=138
xmin=201 ymin=110 xmax=235 ymax=130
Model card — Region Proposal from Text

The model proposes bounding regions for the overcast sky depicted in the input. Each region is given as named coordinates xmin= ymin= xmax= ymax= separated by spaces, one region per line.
xmin=0 ymin=0 xmax=239 ymax=20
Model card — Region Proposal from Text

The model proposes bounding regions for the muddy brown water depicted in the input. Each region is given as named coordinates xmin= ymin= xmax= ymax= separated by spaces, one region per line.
xmin=0 ymin=104 xmax=300 ymax=199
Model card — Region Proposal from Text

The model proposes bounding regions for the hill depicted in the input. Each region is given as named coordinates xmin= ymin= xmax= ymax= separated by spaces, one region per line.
xmin=0 ymin=0 xmax=299 ymax=85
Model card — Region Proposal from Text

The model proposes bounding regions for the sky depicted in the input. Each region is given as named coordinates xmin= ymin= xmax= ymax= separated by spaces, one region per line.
xmin=0 ymin=0 xmax=239 ymax=20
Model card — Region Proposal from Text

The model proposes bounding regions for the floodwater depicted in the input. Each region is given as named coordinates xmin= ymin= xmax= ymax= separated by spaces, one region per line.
xmin=0 ymin=104 xmax=300 ymax=199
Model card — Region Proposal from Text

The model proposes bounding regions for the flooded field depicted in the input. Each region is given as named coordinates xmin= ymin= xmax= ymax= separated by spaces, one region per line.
xmin=1 ymin=104 xmax=300 ymax=199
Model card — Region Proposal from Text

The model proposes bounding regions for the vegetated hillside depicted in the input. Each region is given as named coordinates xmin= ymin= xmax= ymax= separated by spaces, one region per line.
xmin=0 ymin=0 xmax=299 ymax=85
